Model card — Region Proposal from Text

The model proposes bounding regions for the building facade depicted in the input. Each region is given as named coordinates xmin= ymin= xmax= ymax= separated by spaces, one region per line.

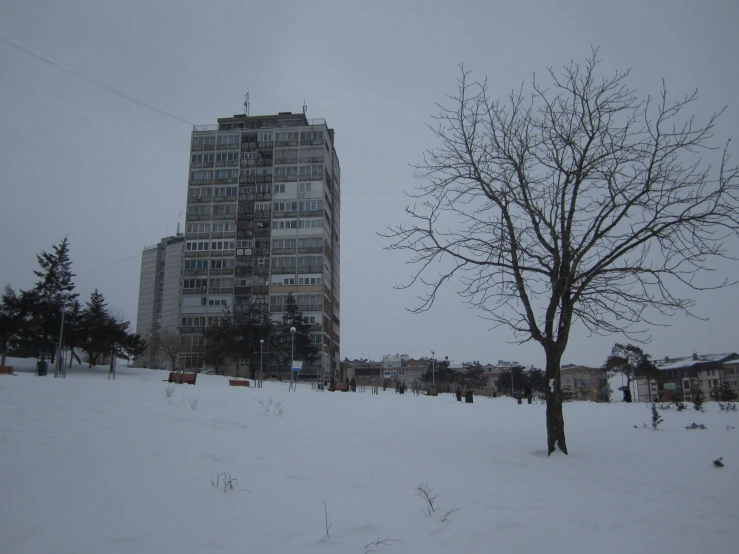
xmin=135 ymin=235 xmax=185 ymax=368
xmin=635 ymin=352 xmax=739 ymax=402
xmin=181 ymin=111 xmax=341 ymax=381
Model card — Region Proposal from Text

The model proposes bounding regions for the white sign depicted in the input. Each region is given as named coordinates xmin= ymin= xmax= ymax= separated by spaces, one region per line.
xmin=291 ymin=360 xmax=304 ymax=372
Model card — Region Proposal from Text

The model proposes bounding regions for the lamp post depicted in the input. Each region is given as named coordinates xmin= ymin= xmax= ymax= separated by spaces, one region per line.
xmin=55 ymin=299 xmax=70 ymax=379
xmin=289 ymin=326 xmax=296 ymax=391
xmin=259 ymin=339 xmax=264 ymax=388
xmin=431 ymin=349 xmax=435 ymax=387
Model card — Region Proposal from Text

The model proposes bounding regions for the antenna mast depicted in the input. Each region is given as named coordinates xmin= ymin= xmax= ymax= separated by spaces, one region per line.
xmin=176 ymin=209 xmax=184 ymax=236
xmin=244 ymin=92 xmax=250 ymax=117
xmin=302 ymin=99 xmax=307 ymax=115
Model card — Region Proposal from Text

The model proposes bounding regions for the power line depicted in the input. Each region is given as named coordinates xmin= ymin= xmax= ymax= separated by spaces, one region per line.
xmin=0 ymin=34 xmax=195 ymax=127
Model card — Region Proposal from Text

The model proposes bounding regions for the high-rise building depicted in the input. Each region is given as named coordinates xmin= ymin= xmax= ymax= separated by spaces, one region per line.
xmin=181 ymin=111 xmax=341 ymax=381
xmin=135 ymin=234 xmax=185 ymax=368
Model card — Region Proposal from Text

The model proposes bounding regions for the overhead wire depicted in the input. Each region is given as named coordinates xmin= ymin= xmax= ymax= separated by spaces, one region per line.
xmin=0 ymin=33 xmax=195 ymax=126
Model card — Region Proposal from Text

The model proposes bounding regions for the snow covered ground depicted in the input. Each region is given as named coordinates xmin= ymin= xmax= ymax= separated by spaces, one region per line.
xmin=1 ymin=358 xmax=737 ymax=554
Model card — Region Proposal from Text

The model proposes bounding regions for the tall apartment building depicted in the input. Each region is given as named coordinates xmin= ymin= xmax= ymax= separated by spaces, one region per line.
xmin=135 ymin=234 xmax=185 ymax=368
xmin=181 ymin=111 xmax=341 ymax=381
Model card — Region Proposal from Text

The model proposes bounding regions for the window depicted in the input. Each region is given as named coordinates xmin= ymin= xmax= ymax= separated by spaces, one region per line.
xmin=181 ymin=336 xmax=206 ymax=347
xmin=298 ymin=182 xmax=311 ymax=193
xmin=186 ymin=223 xmax=210 ymax=234
xmin=213 ymin=186 xmax=237 ymax=196
xmin=208 ymin=299 xmax=228 ymax=307
xmin=300 ymin=130 xmax=324 ymax=142
xmin=298 ymin=218 xmax=322 ymax=229
xmin=276 ymin=131 xmax=299 ymax=142
xmin=212 ymin=222 xmax=235 ymax=233
xmin=303 ymin=316 xmax=317 ymax=324
xmin=273 ymin=238 xmax=296 ymax=249
xmin=258 ymin=130 xmax=273 ymax=142
xmin=211 ymin=240 xmax=235 ymax=251
xmin=209 ymin=278 xmax=233 ymax=288
xmin=215 ymin=169 xmax=238 ymax=179
xmin=274 ymin=201 xmax=298 ymax=212
xmin=298 ymin=276 xmax=322 ymax=285
xmin=181 ymin=316 xmax=206 ymax=327
xmin=310 ymin=334 xmax=322 ymax=345
xmin=271 ymin=276 xmax=296 ymax=286
xmin=242 ymin=151 xmax=255 ymax=159
xmin=216 ymin=135 xmax=239 ymax=145
xmin=209 ymin=259 xmax=234 ymax=269
xmin=274 ymin=184 xmax=286 ymax=194
xmin=275 ymin=148 xmax=299 ymax=161
xmin=191 ymin=154 xmax=203 ymax=163
xmin=272 ymin=219 xmax=298 ymax=229
xmin=216 ymin=152 xmax=239 ymax=161
xmin=299 ymin=200 xmax=323 ymax=211
xmin=256 ymin=183 xmax=271 ymax=193
xmin=188 ymin=187 xmax=212 ymax=199
xmin=257 ymin=257 xmax=268 ymax=267
xmin=271 ymin=257 xmax=296 ymax=268
xmin=237 ymin=239 xmax=253 ymax=249
xmin=255 ymin=202 xmax=271 ymax=212
xmin=184 ymin=260 xmax=208 ymax=270
xmin=298 ymin=237 xmax=322 ymax=250
xmin=183 ymin=279 xmax=207 ymax=289
xmin=186 ymin=241 xmax=209 ymax=251
xmin=213 ymin=204 xmax=237 ymax=215
xmin=240 ymin=167 xmax=255 ymax=177
xmin=297 ymin=256 xmax=322 ymax=267
xmin=190 ymin=170 xmax=213 ymax=180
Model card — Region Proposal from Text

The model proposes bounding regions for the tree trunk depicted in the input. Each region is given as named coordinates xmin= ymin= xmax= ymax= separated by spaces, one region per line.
xmin=1 ymin=352 xmax=6 ymax=366
xmin=544 ymin=350 xmax=568 ymax=455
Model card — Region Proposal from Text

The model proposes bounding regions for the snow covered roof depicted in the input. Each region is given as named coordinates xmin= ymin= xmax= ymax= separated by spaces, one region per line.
xmin=656 ymin=353 xmax=739 ymax=371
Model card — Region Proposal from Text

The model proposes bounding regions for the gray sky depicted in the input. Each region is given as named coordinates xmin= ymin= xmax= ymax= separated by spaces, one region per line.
xmin=1 ymin=0 xmax=738 ymax=368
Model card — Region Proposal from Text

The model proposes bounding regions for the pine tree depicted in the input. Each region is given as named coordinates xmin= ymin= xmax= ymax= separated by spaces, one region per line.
xmin=77 ymin=290 xmax=114 ymax=367
xmin=691 ymin=378 xmax=705 ymax=412
xmin=0 ymin=285 xmax=21 ymax=366
xmin=16 ymin=239 xmax=78 ymax=361
xmin=651 ymin=403 xmax=663 ymax=429
xmin=278 ymin=293 xmax=319 ymax=379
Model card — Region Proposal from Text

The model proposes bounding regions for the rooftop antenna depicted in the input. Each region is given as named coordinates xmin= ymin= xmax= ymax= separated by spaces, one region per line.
xmin=176 ymin=209 xmax=184 ymax=236
xmin=302 ymin=99 xmax=307 ymax=115
xmin=244 ymin=92 xmax=250 ymax=117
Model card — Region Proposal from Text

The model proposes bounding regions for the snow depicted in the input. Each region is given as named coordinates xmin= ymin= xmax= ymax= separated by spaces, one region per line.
xmin=1 ymin=358 xmax=738 ymax=554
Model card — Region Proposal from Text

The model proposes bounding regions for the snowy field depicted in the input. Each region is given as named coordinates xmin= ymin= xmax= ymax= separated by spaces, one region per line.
xmin=1 ymin=359 xmax=738 ymax=554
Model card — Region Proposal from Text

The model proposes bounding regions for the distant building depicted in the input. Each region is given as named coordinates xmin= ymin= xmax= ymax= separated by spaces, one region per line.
xmin=135 ymin=235 xmax=185 ymax=368
xmin=560 ymin=364 xmax=607 ymax=401
xmin=635 ymin=352 xmax=739 ymax=402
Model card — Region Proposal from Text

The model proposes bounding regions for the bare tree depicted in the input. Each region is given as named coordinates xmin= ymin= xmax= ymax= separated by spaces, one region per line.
xmin=383 ymin=50 xmax=739 ymax=455
xmin=156 ymin=330 xmax=181 ymax=370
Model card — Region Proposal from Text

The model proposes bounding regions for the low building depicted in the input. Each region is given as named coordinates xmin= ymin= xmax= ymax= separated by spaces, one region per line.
xmin=635 ymin=352 xmax=739 ymax=402
xmin=560 ymin=365 xmax=608 ymax=401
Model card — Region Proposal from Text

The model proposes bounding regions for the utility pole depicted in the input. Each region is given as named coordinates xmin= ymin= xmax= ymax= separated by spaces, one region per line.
xmin=431 ymin=349 xmax=435 ymax=387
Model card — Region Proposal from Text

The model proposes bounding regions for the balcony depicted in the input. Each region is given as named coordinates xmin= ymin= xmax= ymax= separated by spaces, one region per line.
xmin=256 ymin=192 xmax=272 ymax=201
xmin=237 ymin=230 xmax=254 ymax=238
xmin=235 ymin=267 xmax=253 ymax=276
xmin=252 ymin=285 xmax=269 ymax=295
xmin=253 ymin=267 xmax=270 ymax=275
xmin=187 ymin=214 xmax=211 ymax=221
xmin=254 ymin=211 xmax=271 ymax=219
xmin=254 ymin=229 xmax=270 ymax=237
xmin=213 ymin=195 xmax=238 ymax=203
xmin=212 ymin=213 xmax=237 ymax=220
xmin=257 ymin=141 xmax=274 ymax=149
xmin=209 ymin=288 xmax=234 ymax=295
xmin=239 ymin=176 xmax=257 ymax=184
xmin=214 ymin=178 xmax=238 ymax=185
xmin=184 ymin=269 xmax=208 ymax=276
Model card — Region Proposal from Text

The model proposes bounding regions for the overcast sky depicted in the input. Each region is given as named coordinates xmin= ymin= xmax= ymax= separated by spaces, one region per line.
xmin=1 ymin=0 xmax=738 ymax=368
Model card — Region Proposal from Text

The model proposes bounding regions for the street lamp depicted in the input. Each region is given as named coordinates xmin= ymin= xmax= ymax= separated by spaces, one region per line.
xmin=259 ymin=339 xmax=264 ymax=388
xmin=289 ymin=326 xmax=296 ymax=391
xmin=431 ymin=349 xmax=435 ymax=387
xmin=55 ymin=298 xmax=70 ymax=379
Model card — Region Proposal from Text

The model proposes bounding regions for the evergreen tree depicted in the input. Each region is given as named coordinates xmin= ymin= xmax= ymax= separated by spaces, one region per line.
xmin=691 ymin=378 xmax=705 ymax=411
xmin=16 ymin=239 xmax=78 ymax=361
xmin=77 ymin=289 xmax=113 ymax=366
xmin=527 ymin=367 xmax=549 ymax=394
xmin=277 ymin=294 xmax=319 ymax=379
xmin=495 ymin=365 xmax=527 ymax=395
xmin=457 ymin=361 xmax=486 ymax=390
xmin=717 ymin=380 xmax=738 ymax=402
xmin=0 ymin=285 xmax=21 ymax=366
xmin=421 ymin=357 xmax=454 ymax=390
xmin=651 ymin=403 xmax=663 ymax=429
